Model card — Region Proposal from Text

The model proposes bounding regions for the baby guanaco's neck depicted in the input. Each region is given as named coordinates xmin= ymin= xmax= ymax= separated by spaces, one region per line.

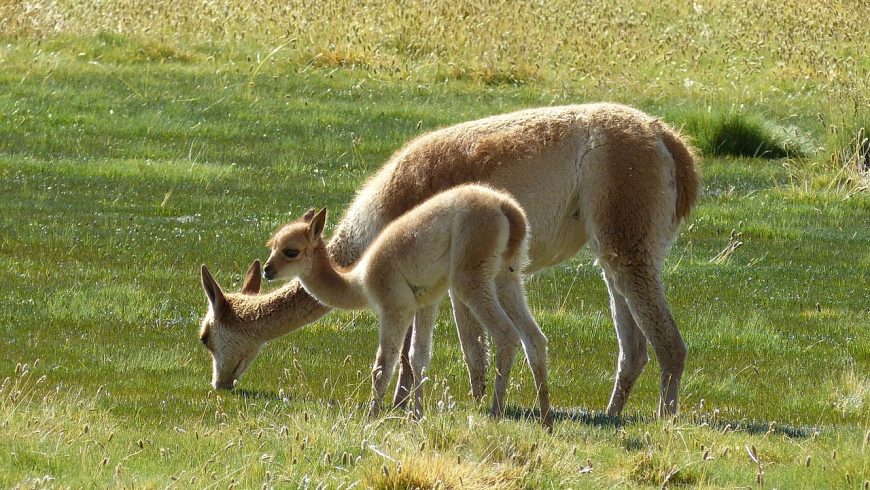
xmin=299 ymin=242 xmax=369 ymax=310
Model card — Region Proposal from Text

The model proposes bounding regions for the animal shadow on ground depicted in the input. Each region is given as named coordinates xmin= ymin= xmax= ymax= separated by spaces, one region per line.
xmin=231 ymin=389 xmax=348 ymax=409
xmin=232 ymin=389 xmax=283 ymax=402
xmin=504 ymin=406 xmax=818 ymax=438
xmin=225 ymin=392 xmax=817 ymax=439
xmin=505 ymin=406 xmax=627 ymax=428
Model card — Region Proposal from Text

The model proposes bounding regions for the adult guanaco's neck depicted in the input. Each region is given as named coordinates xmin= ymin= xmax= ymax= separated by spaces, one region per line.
xmin=228 ymin=281 xmax=329 ymax=342
xmin=230 ymin=236 xmax=369 ymax=342
xmin=298 ymin=243 xmax=369 ymax=311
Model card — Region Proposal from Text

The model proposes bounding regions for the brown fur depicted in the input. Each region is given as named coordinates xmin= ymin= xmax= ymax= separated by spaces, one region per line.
xmin=658 ymin=123 xmax=700 ymax=222
xmin=500 ymin=200 xmax=529 ymax=266
xmin=263 ymin=185 xmax=551 ymax=426
xmin=199 ymin=103 xmax=699 ymax=418
xmin=199 ymin=266 xmax=328 ymax=390
xmin=356 ymin=108 xmax=581 ymax=235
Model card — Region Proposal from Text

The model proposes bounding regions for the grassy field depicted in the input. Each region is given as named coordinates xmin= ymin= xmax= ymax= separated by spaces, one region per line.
xmin=2 ymin=1 xmax=869 ymax=488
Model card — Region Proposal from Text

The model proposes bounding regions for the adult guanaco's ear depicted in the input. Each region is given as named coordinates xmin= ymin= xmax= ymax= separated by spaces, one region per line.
xmin=201 ymin=264 xmax=228 ymax=318
xmin=301 ymin=208 xmax=317 ymax=222
xmin=240 ymin=260 xmax=262 ymax=295
xmin=307 ymin=207 xmax=327 ymax=243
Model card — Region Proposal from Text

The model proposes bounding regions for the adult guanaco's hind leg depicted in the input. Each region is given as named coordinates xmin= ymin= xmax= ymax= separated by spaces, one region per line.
xmin=603 ymin=270 xmax=650 ymax=417
xmin=601 ymin=262 xmax=687 ymax=417
xmin=449 ymin=291 xmax=490 ymax=402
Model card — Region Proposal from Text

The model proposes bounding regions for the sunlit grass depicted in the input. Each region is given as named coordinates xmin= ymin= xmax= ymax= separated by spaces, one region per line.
xmin=1 ymin=1 xmax=869 ymax=487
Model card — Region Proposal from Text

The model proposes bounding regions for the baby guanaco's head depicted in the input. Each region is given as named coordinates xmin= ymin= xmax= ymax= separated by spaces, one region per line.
xmin=263 ymin=207 xmax=327 ymax=282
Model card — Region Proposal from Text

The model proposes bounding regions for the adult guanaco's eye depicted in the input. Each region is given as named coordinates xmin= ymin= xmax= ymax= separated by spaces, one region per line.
xmin=283 ymin=249 xmax=299 ymax=259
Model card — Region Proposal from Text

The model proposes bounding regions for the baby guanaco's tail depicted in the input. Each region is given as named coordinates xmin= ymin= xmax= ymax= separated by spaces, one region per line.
xmin=500 ymin=199 xmax=530 ymax=272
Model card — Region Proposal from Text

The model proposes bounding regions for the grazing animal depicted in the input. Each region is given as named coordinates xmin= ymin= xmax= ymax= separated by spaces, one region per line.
xmin=262 ymin=185 xmax=551 ymax=426
xmin=199 ymin=260 xmax=264 ymax=390
xmin=198 ymin=103 xmax=699 ymax=418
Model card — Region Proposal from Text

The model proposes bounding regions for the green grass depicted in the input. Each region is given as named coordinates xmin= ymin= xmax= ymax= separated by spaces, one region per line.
xmin=2 ymin=4 xmax=870 ymax=487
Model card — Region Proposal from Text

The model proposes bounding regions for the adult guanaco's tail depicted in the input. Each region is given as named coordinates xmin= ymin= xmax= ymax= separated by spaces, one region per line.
xmin=658 ymin=124 xmax=700 ymax=222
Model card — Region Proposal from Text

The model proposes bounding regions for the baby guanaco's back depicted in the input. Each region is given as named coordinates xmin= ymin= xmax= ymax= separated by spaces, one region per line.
xmin=356 ymin=184 xmax=529 ymax=309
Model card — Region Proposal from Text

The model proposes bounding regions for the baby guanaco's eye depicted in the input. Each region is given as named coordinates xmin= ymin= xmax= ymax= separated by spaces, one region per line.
xmin=283 ymin=249 xmax=299 ymax=259
xmin=200 ymin=333 xmax=209 ymax=346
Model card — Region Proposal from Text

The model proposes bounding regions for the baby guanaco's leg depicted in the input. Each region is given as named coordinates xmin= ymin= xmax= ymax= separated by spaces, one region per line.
xmin=497 ymin=273 xmax=552 ymax=429
xmin=408 ymin=305 xmax=437 ymax=419
xmin=370 ymin=307 xmax=416 ymax=419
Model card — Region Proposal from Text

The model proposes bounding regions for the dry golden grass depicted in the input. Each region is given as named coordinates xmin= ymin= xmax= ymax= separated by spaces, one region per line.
xmin=1 ymin=0 xmax=867 ymax=96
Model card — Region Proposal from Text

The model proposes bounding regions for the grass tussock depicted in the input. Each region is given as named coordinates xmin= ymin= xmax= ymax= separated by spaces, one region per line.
xmin=830 ymin=368 xmax=870 ymax=418
xmin=444 ymin=62 xmax=540 ymax=86
xmin=673 ymin=109 xmax=813 ymax=159
xmin=88 ymin=31 xmax=197 ymax=64
xmin=780 ymin=113 xmax=870 ymax=197
xmin=361 ymin=451 xmax=525 ymax=490
xmin=626 ymin=451 xmax=700 ymax=487
xmin=827 ymin=124 xmax=870 ymax=192
xmin=312 ymin=46 xmax=374 ymax=70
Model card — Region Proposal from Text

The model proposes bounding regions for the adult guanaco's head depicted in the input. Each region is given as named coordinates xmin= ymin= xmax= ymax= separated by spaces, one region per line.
xmin=263 ymin=208 xmax=327 ymax=282
xmin=198 ymin=260 xmax=263 ymax=390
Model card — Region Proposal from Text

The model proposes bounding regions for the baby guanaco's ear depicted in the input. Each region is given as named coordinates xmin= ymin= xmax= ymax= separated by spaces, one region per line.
xmin=307 ymin=207 xmax=327 ymax=243
xmin=301 ymin=208 xmax=317 ymax=222
xmin=240 ymin=260 xmax=262 ymax=295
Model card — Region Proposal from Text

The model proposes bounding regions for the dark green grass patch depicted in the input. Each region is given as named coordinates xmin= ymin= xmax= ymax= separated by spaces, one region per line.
xmin=665 ymin=108 xmax=815 ymax=159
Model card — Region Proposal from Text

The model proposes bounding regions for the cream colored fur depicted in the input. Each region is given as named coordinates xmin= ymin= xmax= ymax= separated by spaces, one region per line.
xmin=262 ymin=185 xmax=552 ymax=427
xmin=198 ymin=102 xmax=699 ymax=418
xmin=199 ymin=260 xmax=265 ymax=390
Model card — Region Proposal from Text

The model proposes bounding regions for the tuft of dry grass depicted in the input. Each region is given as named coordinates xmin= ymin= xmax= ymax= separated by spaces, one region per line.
xmin=829 ymin=125 xmax=870 ymax=195
xmin=709 ymin=229 xmax=743 ymax=265
xmin=311 ymin=45 xmax=374 ymax=70
xmin=625 ymin=450 xmax=701 ymax=487
xmin=783 ymin=116 xmax=870 ymax=197
xmin=360 ymin=450 xmax=526 ymax=490
xmin=830 ymin=367 xmax=870 ymax=418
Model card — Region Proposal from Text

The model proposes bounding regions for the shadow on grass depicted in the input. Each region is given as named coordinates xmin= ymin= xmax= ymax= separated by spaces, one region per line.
xmin=504 ymin=406 xmax=818 ymax=438
xmin=699 ymin=417 xmax=818 ymax=438
xmin=233 ymin=389 xmax=352 ymax=409
xmin=504 ymin=405 xmax=626 ymax=428
xmin=224 ymin=391 xmax=819 ymax=439
xmin=232 ymin=389 xmax=283 ymax=401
